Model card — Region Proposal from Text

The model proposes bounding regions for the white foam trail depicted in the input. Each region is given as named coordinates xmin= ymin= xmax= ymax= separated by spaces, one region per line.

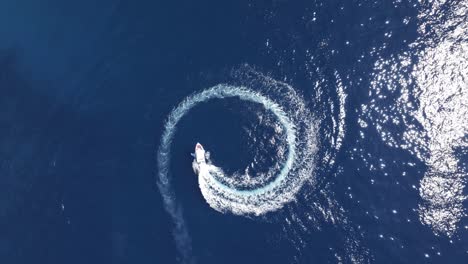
xmin=157 ymin=84 xmax=317 ymax=261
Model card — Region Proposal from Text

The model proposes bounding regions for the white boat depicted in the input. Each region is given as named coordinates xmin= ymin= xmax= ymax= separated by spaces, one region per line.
xmin=194 ymin=143 xmax=206 ymax=164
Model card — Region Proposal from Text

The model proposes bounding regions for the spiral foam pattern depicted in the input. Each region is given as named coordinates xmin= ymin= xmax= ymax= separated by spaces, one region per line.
xmin=157 ymin=83 xmax=318 ymax=262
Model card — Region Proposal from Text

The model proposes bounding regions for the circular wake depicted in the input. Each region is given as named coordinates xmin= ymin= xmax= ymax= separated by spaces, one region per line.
xmin=157 ymin=79 xmax=321 ymax=263
xmin=159 ymin=84 xmax=316 ymax=215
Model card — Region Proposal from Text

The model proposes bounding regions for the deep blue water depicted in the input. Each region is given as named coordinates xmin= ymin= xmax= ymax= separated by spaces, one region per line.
xmin=1 ymin=0 xmax=467 ymax=263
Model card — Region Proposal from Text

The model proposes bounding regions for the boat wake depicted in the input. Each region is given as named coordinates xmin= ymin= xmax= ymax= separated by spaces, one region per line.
xmin=158 ymin=83 xmax=318 ymax=210
xmin=157 ymin=78 xmax=320 ymax=259
xmin=156 ymin=66 xmax=357 ymax=262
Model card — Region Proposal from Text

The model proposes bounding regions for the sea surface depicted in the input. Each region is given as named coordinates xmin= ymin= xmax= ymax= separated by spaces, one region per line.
xmin=0 ymin=0 xmax=467 ymax=263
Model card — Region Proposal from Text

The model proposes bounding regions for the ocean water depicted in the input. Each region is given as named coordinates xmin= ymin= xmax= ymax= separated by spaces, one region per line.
xmin=0 ymin=0 xmax=467 ymax=263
